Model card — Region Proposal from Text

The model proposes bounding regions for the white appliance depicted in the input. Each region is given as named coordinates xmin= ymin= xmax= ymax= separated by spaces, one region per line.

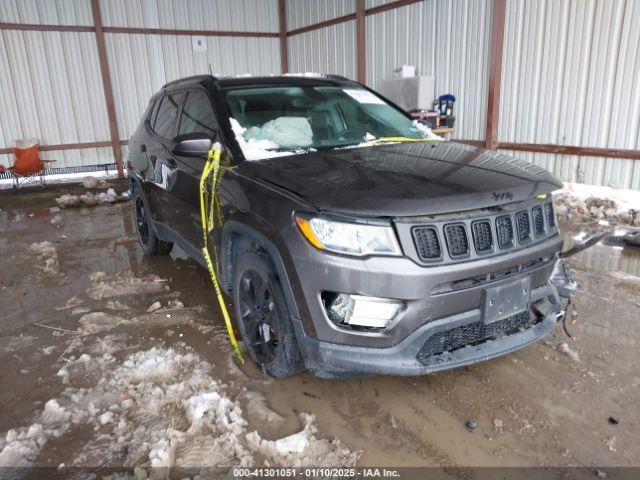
xmin=379 ymin=76 xmax=435 ymax=111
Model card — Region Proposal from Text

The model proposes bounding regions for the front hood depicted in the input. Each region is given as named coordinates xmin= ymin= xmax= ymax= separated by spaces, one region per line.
xmin=235 ymin=141 xmax=563 ymax=217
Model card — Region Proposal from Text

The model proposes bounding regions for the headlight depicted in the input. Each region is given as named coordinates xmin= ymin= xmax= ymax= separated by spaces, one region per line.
xmin=295 ymin=214 xmax=401 ymax=256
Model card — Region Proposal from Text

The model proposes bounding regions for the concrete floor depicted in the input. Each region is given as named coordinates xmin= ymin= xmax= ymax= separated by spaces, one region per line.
xmin=1 ymin=185 xmax=639 ymax=475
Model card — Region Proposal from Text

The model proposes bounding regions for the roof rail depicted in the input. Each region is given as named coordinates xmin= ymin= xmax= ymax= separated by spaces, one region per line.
xmin=281 ymin=73 xmax=352 ymax=82
xmin=162 ymin=74 xmax=215 ymax=89
xmin=323 ymin=74 xmax=351 ymax=82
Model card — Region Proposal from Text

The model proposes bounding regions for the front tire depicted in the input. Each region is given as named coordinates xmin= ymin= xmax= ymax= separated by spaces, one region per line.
xmin=233 ymin=251 xmax=304 ymax=378
xmin=133 ymin=191 xmax=173 ymax=256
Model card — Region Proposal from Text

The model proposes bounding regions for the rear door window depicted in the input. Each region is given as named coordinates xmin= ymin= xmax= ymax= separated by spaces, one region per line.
xmin=179 ymin=91 xmax=217 ymax=137
xmin=147 ymin=98 xmax=161 ymax=127
xmin=153 ymin=92 xmax=184 ymax=139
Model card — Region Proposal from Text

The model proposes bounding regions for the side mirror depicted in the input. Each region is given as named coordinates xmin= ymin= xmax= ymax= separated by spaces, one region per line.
xmin=172 ymin=133 xmax=213 ymax=157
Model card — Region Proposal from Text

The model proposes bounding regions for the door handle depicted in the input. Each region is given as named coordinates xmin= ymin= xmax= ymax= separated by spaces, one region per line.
xmin=140 ymin=144 xmax=146 ymax=153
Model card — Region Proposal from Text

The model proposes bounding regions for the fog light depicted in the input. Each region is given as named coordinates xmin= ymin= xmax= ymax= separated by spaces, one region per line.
xmin=328 ymin=293 xmax=404 ymax=329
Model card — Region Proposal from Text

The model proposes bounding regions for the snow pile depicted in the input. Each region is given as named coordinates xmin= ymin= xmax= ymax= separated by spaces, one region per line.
xmin=411 ymin=119 xmax=444 ymax=140
xmin=557 ymin=342 xmax=580 ymax=363
xmin=81 ymin=175 xmax=111 ymax=189
xmin=0 ymin=424 xmax=45 ymax=468
xmin=246 ymin=412 xmax=358 ymax=466
xmin=554 ymin=183 xmax=640 ymax=226
xmin=0 ymin=400 xmax=71 ymax=468
xmin=0 ymin=345 xmax=359 ymax=470
xmin=76 ymin=312 xmax=133 ymax=336
xmin=50 ymin=215 xmax=63 ymax=227
xmin=86 ymin=271 xmax=168 ymax=300
xmin=29 ymin=241 xmax=60 ymax=275
xmin=241 ymin=391 xmax=285 ymax=426
xmin=55 ymin=188 xmax=126 ymax=209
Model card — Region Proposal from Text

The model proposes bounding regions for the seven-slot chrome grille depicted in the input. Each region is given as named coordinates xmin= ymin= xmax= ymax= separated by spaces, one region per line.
xmin=405 ymin=199 xmax=558 ymax=265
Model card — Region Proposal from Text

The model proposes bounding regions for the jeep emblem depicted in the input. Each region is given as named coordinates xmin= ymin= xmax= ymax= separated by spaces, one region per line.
xmin=492 ymin=191 xmax=513 ymax=202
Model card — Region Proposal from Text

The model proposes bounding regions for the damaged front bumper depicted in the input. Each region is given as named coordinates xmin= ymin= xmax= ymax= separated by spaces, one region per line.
xmin=295 ymin=282 xmax=564 ymax=377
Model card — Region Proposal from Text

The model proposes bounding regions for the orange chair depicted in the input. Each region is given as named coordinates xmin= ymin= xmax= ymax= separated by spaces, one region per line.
xmin=8 ymin=141 xmax=55 ymax=188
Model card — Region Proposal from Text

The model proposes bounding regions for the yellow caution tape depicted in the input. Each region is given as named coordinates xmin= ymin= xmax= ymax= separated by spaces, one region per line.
xmin=199 ymin=147 xmax=244 ymax=363
xmin=376 ymin=136 xmax=441 ymax=143
xmin=197 ymin=136 xmax=436 ymax=362
xmin=359 ymin=136 xmax=442 ymax=147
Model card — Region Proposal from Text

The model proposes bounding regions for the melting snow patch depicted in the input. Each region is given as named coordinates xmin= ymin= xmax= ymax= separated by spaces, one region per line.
xmin=557 ymin=342 xmax=580 ymax=363
xmin=77 ymin=312 xmax=133 ymax=336
xmin=411 ymin=120 xmax=443 ymax=140
xmin=86 ymin=271 xmax=168 ymax=300
xmin=0 ymin=344 xmax=359 ymax=469
xmin=55 ymin=188 xmax=126 ymax=209
xmin=29 ymin=241 xmax=60 ymax=275
xmin=246 ymin=413 xmax=359 ymax=466
xmin=99 ymin=412 xmax=113 ymax=425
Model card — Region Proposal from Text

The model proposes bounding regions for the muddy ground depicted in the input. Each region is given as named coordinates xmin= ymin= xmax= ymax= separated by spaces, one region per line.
xmin=1 ymin=184 xmax=639 ymax=477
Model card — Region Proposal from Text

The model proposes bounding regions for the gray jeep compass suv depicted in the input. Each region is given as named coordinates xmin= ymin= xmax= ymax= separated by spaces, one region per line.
xmin=128 ymin=74 xmax=565 ymax=378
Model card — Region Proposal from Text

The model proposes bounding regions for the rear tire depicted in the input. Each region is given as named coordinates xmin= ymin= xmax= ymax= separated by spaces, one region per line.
xmin=133 ymin=191 xmax=173 ymax=256
xmin=233 ymin=251 xmax=304 ymax=378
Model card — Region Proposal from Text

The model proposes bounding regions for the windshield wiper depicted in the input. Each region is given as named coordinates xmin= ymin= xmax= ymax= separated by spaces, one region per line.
xmin=265 ymin=146 xmax=315 ymax=152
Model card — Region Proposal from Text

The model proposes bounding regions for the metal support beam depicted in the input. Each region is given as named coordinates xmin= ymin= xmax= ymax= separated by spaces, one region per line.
xmin=278 ymin=0 xmax=288 ymax=73
xmin=286 ymin=13 xmax=357 ymax=37
xmin=485 ymin=0 xmax=506 ymax=150
xmin=356 ymin=0 xmax=366 ymax=83
xmin=498 ymin=142 xmax=640 ymax=161
xmin=0 ymin=22 xmax=94 ymax=33
xmin=0 ymin=141 xmax=114 ymax=156
xmin=90 ymin=0 xmax=124 ymax=178
xmin=3 ymin=139 xmax=638 ymax=162
xmin=365 ymin=0 xmax=424 ymax=16
xmin=286 ymin=0 xmax=425 ymax=38
xmin=101 ymin=26 xmax=277 ymax=37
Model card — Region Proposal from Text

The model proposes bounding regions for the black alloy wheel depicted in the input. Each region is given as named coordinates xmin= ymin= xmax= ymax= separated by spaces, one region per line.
xmin=237 ymin=268 xmax=280 ymax=365
xmin=135 ymin=196 xmax=150 ymax=248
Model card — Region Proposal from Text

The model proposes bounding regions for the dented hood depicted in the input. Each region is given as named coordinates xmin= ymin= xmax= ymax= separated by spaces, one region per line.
xmin=236 ymin=141 xmax=563 ymax=217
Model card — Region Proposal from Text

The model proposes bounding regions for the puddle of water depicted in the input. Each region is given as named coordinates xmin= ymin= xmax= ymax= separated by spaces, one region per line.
xmin=568 ymin=238 xmax=640 ymax=278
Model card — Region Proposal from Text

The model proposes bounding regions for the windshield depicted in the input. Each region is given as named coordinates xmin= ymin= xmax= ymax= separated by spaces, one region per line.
xmin=223 ymin=85 xmax=433 ymax=160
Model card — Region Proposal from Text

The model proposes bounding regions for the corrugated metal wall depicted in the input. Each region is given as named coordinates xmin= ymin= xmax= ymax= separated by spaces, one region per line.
xmin=102 ymin=0 xmax=280 ymax=139
xmin=365 ymin=0 xmax=493 ymax=141
xmin=0 ymin=0 xmax=110 ymax=168
xmin=499 ymin=0 xmax=640 ymax=190
xmin=285 ymin=0 xmax=354 ymax=31
xmin=366 ymin=0 xmax=396 ymax=8
xmin=0 ymin=0 xmax=280 ymax=171
xmin=285 ymin=0 xmax=492 ymax=141
xmin=106 ymin=34 xmax=280 ymax=139
xmin=286 ymin=0 xmax=640 ymax=190
xmin=0 ymin=29 xmax=113 ymax=168
xmin=100 ymin=0 xmax=279 ymax=32
xmin=3 ymin=0 xmax=639 ymax=189
xmin=288 ymin=21 xmax=357 ymax=79
xmin=284 ymin=0 xmax=357 ymax=79
xmin=0 ymin=0 xmax=93 ymax=25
